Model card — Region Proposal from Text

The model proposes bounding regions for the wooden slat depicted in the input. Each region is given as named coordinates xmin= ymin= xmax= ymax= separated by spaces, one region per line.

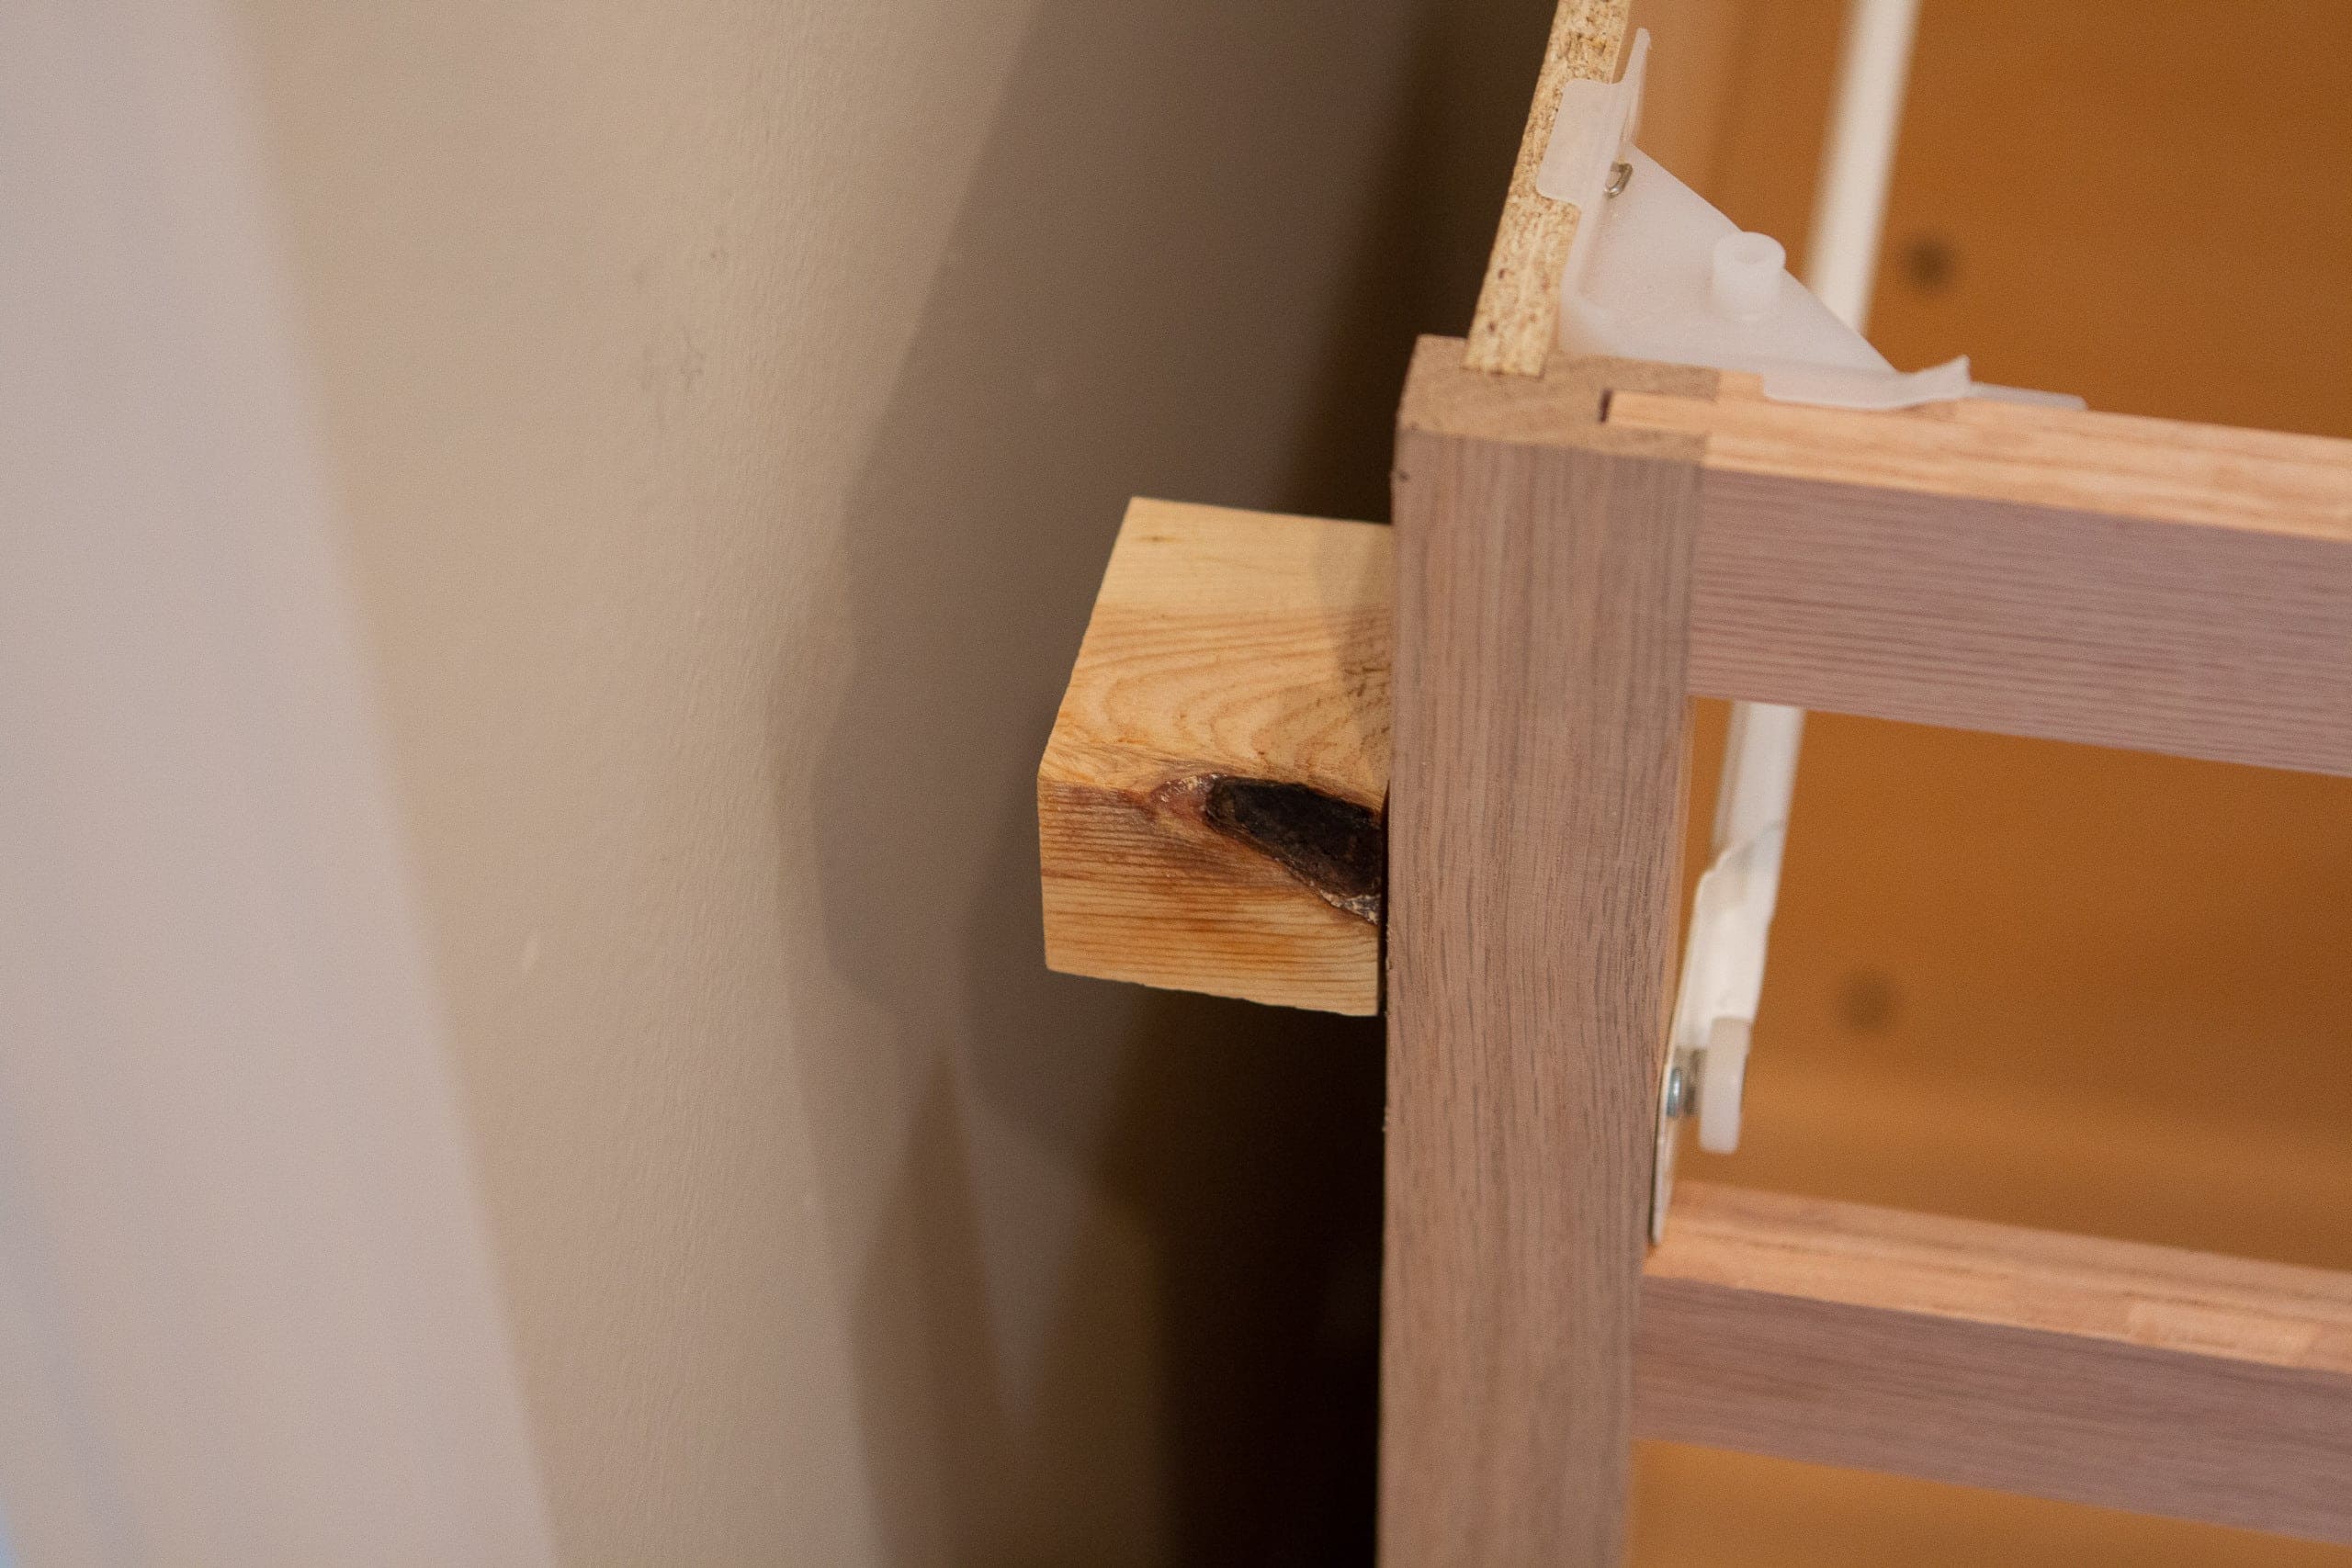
xmin=1038 ymin=499 xmax=1388 ymax=1014
xmin=1383 ymin=349 xmax=1708 ymax=1562
xmin=1622 ymin=378 xmax=2352 ymax=537
xmin=1638 ymin=1182 xmax=2352 ymax=1543
xmin=1616 ymin=378 xmax=2352 ymax=775
xmin=1462 ymin=0 xmax=1632 ymax=377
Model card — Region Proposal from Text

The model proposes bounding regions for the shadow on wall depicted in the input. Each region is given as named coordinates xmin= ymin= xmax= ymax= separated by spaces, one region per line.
xmin=796 ymin=0 xmax=1559 ymax=1561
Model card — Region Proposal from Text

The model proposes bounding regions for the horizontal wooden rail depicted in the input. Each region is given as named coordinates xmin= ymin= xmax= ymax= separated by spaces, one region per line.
xmin=1640 ymin=1183 xmax=2352 ymax=1542
xmin=1037 ymin=341 xmax=2352 ymax=1010
xmin=1619 ymin=378 xmax=2352 ymax=776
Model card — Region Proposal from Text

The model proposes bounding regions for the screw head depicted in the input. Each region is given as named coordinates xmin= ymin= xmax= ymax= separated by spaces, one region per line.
xmin=1663 ymin=1061 xmax=1693 ymax=1119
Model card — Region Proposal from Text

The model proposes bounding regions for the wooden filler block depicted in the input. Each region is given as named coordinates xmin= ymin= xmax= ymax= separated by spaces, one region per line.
xmin=1036 ymin=0 xmax=2352 ymax=1558
xmin=1038 ymin=498 xmax=1390 ymax=1015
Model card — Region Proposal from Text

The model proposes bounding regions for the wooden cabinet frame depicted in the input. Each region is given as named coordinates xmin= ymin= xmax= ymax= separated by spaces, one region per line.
xmin=1039 ymin=1 xmax=2352 ymax=1559
xmin=1381 ymin=339 xmax=2352 ymax=1562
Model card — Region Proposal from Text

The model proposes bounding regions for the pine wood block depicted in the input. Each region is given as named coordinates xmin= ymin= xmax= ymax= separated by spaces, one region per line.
xmin=1038 ymin=498 xmax=1390 ymax=1015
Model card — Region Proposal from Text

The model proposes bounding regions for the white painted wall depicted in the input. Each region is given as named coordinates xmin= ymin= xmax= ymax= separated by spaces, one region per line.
xmin=1 ymin=2 xmax=552 ymax=1560
xmin=226 ymin=1 xmax=1442 ymax=1560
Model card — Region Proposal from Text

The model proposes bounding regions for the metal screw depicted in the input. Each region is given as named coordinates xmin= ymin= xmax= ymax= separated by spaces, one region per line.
xmin=1663 ymin=1060 xmax=1693 ymax=1119
xmin=1605 ymin=161 xmax=1633 ymax=198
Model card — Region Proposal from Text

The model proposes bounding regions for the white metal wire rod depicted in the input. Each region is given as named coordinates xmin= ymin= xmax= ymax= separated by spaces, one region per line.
xmin=1804 ymin=0 xmax=1923 ymax=330
xmin=1724 ymin=0 xmax=1921 ymax=854
xmin=1690 ymin=0 xmax=1920 ymax=1140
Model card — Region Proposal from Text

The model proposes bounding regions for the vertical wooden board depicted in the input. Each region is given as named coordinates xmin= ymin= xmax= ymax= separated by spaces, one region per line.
xmin=1383 ymin=400 xmax=1701 ymax=1563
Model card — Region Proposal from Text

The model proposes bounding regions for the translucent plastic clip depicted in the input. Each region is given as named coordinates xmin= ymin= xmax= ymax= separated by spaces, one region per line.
xmin=1537 ymin=31 xmax=2083 ymax=1244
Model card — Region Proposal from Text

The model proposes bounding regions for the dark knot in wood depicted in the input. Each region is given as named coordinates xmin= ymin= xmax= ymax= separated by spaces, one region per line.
xmin=1196 ymin=776 xmax=1384 ymax=923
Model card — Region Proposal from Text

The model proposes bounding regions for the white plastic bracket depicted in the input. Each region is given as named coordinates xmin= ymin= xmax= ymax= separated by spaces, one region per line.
xmin=1538 ymin=29 xmax=2084 ymax=412
xmin=1649 ymin=703 xmax=1800 ymax=1243
xmin=1536 ymin=30 xmax=2086 ymax=1244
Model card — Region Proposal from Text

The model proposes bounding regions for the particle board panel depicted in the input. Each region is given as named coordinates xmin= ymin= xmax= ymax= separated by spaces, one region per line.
xmin=1464 ymin=0 xmax=1634 ymax=375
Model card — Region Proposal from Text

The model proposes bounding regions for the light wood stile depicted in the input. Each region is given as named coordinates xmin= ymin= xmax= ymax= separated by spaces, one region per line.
xmin=1383 ymin=351 xmax=1709 ymax=1564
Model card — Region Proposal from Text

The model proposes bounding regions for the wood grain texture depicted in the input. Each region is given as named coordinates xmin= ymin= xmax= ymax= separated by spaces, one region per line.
xmin=1617 ymin=379 xmax=2352 ymax=536
xmin=1638 ymin=1182 xmax=2352 ymax=1542
xmin=1462 ymin=0 xmax=1633 ymax=377
xmin=1659 ymin=19 xmax=2352 ymax=1561
xmin=1038 ymin=498 xmax=1389 ymax=1013
xmin=1038 ymin=346 xmax=2352 ymax=1020
xmin=1383 ymin=344 xmax=1709 ymax=1563
xmin=1610 ymin=382 xmax=2352 ymax=774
